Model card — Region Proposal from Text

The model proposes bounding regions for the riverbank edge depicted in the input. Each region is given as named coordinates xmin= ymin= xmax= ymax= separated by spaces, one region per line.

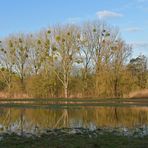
xmin=0 ymin=128 xmax=148 ymax=148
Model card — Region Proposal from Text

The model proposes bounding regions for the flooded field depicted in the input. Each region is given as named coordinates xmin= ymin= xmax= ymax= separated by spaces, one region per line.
xmin=0 ymin=99 xmax=148 ymax=147
xmin=0 ymin=103 xmax=148 ymax=135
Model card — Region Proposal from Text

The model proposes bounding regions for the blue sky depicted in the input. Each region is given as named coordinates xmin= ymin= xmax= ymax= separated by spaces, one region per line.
xmin=0 ymin=0 xmax=148 ymax=57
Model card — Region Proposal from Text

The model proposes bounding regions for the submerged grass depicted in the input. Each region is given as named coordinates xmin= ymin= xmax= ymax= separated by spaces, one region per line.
xmin=0 ymin=102 xmax=148 ymax=109
xmin=0 ymin=98 xmax=147 ymax=109
xmin=0 ymin=97 xmax=148 ymax=103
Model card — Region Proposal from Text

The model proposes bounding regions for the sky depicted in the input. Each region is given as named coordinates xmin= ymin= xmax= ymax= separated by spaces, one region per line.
xmin=0 ymin=0 xmax=148 ymax=57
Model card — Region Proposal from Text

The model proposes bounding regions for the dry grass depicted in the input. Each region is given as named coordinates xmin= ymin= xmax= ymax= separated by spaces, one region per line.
xmin=0 ymin=92 xmax=9 ymax=98
xmin=129 ymin=89 xmax=148 ymax=98
xmin=0 ymin=90 xmax=148 ymax=99
xmin=0 ymin=91 xmax=31 ymax=99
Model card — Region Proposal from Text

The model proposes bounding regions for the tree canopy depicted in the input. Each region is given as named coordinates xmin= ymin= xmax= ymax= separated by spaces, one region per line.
xmin=0 ymin=20 xmax=147 ymax=98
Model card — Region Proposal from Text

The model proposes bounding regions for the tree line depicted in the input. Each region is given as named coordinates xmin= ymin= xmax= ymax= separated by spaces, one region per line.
xmin=0 ymin=20 xmax=147 ymax=98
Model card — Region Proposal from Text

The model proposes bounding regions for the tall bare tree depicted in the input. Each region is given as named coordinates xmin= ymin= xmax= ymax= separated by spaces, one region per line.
xmin=50 ymin=25 xmax=80 ymax=98
xmin=11 ymin=34 xmax=31 ymax=91
xmin=0 ymin=38 xmax=16 ymax=94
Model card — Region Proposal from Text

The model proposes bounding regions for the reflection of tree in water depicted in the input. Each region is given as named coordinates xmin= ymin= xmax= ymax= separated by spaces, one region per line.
xmin=54 ymin=109 xmax=69 ymax=128
xmin=0 ymin=107 xmax=148 ymax=133
xmin=20 ymin=109 xmax=25 ymax=135
xmin=0 ymin=108 xmax=13 ymax=132
xmin=114 ymin=108 xmax=118 ymax=122
xmin=0 ymin=108 xmax=31 ymax=134
xmin=0 ymin=108 xmax=20 ymax=133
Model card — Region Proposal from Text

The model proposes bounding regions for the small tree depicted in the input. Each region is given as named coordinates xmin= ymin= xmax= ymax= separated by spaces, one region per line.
xmin=128 ymin=55 xmax=147 ymax=89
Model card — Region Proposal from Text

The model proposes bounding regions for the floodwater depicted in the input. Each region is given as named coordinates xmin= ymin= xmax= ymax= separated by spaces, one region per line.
xmin=0 ymin=106 xmax=148 ymax=135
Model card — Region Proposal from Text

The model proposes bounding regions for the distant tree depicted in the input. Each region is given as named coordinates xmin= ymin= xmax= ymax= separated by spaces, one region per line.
xmin=128 ymin=55 xmax=147 ymax=89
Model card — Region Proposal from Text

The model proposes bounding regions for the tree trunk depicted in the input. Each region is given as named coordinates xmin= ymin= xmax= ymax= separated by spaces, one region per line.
xmin=20 ymin=109 xmax=24 ymax=135
xmin=63 ymin=66 xmax=68 ymax=98
xmin=20 ymin=77 xmax=25 ymax=92
xmin=64 ymin=85 xmax=68 ymax=98
xmin=83 ymin=67 xmax=88 ymax=96
xmin=114 ymin=78 xmax=118 ymax=98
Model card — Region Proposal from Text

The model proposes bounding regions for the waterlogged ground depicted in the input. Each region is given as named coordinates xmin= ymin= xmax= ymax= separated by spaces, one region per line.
xmin=0 ymin=98 xmax=148 ymax=147
xmin=0 ymin=98 xmax=148 ymax=108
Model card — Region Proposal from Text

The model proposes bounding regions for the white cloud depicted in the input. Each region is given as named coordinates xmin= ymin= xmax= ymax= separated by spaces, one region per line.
xmin=96 ymin=10 xmax=123 ymax=19
xmin=129 ymin=41 xmax=148 ymax=48
xmin=124 ymin=27 xmax=142 ymax=32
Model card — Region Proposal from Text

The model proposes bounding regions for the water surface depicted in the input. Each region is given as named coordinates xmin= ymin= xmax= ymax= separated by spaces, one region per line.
xmin=0 ymin=106 xmax=148 ymax=135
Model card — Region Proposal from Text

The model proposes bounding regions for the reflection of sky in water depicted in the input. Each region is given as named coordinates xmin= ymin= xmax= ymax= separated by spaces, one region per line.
xmin=0 ymin=107 xmax=147 ymax=134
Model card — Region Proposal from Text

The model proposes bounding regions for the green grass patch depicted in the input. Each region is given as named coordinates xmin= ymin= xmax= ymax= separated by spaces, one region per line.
xmin=0 ymin=132 xmax=148 ymax=148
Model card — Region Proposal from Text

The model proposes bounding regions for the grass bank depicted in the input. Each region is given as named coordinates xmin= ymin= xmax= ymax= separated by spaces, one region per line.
xmin=0 ymin=131 xmax=148 ymax=148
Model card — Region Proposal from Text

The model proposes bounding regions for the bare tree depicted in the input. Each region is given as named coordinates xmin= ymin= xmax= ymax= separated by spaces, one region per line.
xmin=50 ymin=24 xmax=80 ymax=98
xmin=0 ymin=38 xmax=16 ymax=94
xmin=111 ymin=40 xmax=132 ymax=97
xmin=11 ymin=34 xmax=31 ymax=91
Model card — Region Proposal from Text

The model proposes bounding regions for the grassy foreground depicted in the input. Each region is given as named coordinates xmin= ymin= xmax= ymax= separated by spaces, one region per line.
xmin=0 ymin=132 xmax=148 ymax=148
